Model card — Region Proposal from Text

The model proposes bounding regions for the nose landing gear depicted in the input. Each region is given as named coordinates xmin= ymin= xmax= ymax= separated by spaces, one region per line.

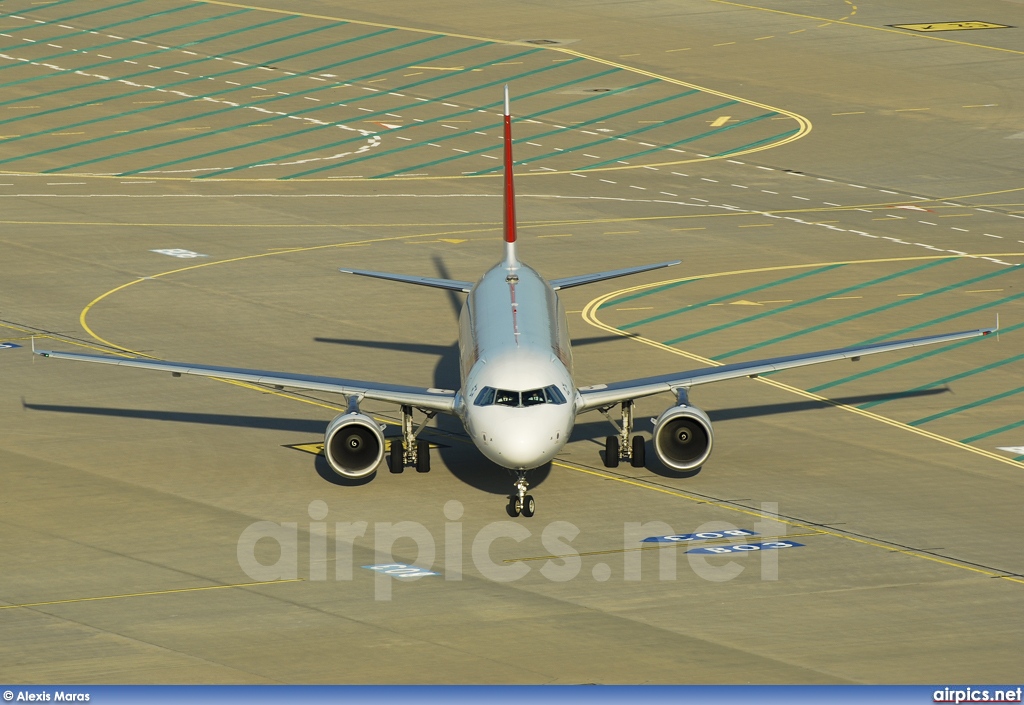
xmin=507 ymin=470 xmax=535 ymax=517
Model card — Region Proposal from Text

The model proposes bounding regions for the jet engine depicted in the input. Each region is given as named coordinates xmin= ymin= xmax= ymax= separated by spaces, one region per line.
xmin=653 ymin=403 xmax=714 ymax=471
xmin=324 ymin=411 xmax=385 ymax=478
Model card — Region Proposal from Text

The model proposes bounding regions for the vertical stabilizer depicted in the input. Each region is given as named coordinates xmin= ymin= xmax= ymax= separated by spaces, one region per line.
xmin=502 ymin=85 xmax=518 ymax=268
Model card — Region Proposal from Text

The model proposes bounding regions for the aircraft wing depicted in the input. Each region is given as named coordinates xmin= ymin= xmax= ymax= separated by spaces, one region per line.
xmin=576 ymin=327 xmax=994 ymax=411
xmin=33 ymin=349 xmax=459 ymax=413
xmin=339 ymin=268 xmax=473 ymax=293
xmin=549 ymin=260 xmax=680 ymax=290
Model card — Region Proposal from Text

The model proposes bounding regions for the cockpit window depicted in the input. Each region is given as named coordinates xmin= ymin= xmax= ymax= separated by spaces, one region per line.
xmin=522 ymin=388 xmax=546 ymax=407
xmin=494 ymin=389 xmax=519 ymax=407
xmin=544 ymin=385 xmax=567 ymax=404
xmin=474 ymin=387 xmax=496 ymax=406
xmin=474 ymin=385 xmax=567 ymax=407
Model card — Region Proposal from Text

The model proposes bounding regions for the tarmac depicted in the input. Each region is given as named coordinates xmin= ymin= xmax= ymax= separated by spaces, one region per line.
xmin=0 ymin=0 xmax=1022 ymax=684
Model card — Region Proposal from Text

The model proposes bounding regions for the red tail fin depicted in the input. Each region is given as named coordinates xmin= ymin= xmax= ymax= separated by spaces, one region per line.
xmin=503 ymin=85 xmax=518 ymax=266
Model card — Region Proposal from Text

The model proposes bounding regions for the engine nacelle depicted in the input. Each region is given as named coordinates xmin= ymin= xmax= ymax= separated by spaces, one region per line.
xmin=324 ymin=412 xmax=385 ymax=478
xmin=653 ymin=404 xmax=714 ymax=471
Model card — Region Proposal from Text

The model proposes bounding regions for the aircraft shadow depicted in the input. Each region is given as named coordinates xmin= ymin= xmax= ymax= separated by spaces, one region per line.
xmin=24 ymin=386 xmax=948 ymax=489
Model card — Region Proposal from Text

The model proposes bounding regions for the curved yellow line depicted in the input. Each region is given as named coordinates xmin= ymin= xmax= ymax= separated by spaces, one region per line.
xmin=10 ymin=0 xmax=810 ymax=182
xmin=580 ymin=254 xmax=1024 ymax=471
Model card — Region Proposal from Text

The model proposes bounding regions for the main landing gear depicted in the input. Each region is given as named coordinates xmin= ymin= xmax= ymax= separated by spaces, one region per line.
xmin=389 ymin=405 xmax=435 ymax=474
xmin=601 ymin=400 xmax=646 ymax=469
xmin=507 ymin=470 xmax=536 ymax=518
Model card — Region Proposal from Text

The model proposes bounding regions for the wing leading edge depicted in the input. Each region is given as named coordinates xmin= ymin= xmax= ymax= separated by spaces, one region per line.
xmin=577 ymin=327 xmax=995 ymax=411
xmin=33 ymin=349 xmax=458 ymax=413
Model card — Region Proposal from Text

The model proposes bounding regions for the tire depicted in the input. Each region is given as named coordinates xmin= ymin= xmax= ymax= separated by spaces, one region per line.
xmin=389 ymin=440 xmax=404 ymax=473
xmin=604 ymin=436 xmax=620 ymax=468
xmin=522 ymin=495 xmax=536 ymax=518
xmin=631 ymin=436 xmax=646 ymax=468
xmin=506 ymin=499 xmax=521 ymax=518
xmin=415 ymin=439 xmax=431 ymax=473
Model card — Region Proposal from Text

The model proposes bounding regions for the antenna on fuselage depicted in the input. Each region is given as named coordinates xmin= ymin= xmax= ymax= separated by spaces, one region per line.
xmin=502 ymin=84 xmax=519 ymax=269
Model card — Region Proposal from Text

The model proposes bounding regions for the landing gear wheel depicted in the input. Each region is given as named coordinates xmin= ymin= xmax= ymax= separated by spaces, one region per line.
xmin=522 ymin=495 xmax=536 ymax=517
xmin=507 ymin=497 xmax=522 ymax=517
xmin=604 ymin=436 xmax=620 ymax=468
xmin=389 ymin=440 xmax=404 ymax=473
xmin=415 ymin=439 xmax=430 ymax=473
xmin=631 ymin=436 xmax=646 ymax=468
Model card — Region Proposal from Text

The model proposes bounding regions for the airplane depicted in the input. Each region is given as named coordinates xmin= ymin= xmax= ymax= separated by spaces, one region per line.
xmin=34 ymin=86 xmax=996 ymax=517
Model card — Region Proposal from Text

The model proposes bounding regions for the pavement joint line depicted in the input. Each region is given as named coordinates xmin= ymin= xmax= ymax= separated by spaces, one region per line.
xmin=0 ymin=578 xmax=304 ymax=611
xmin=551 ymin=460 xmax=1024 ymax=583
xmin=580 ymin=256 xmax=1024 ymax=473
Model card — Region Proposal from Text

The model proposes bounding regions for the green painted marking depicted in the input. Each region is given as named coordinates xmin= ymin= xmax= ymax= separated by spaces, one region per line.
xmin=716 ymin=257 xmax=1004 ymax=359
xmin=714 ymin=127 xmax=800 ymax=157
xmin=0 ymin=21 xmax=372 ymax=132
xmin=0 ymin=21 xmax=365 ymax=128
xmin=861 ymin=352 xmax=1024 ymax=411
xmin=663 ymin=259 xmax=943 ymax=348
xmin=17 ymin=0 xmax=153 ymax=25
xmin=808 ymin=320 xmax=1024 ymax=394
xmin=962 ymin=419 xmax=1024 ymax=444
xmin=210 ymin=63 xmax=618 ymax=178
xmin=623 ymin=266 xmax=842 ymax=329
xmin=0 ymin=28 xmax=424 ymax=168
xmin=48 ymin=36 xmax=478 ymax=172
xmin=0 ymin=0 xmax=80 ymax=20
xmin=466 ymin=92 xmax=718 ymax=177
xmin=860 ymin=286 xmax=1024 ymax=346
xmin=0 ymin=9 xmax=263 ymax=112
xmin=359 ymin=81 xmax=685 ymax=180
xmin=468 ymin=92 xmax=716 ymax=175
xmin=0 ymin=3 xmax=200 ymax=63
xmin=293 ymin=74 xmax=659 ymax=180
xmin=909 ymin=385 xmax=1024 ymax=427
xmin=0 ymin=8 xmax=250 ymax=86
xmin=128 ymin=46 xmax=544 ymax=176
xmin=579 ymin=111 xmax=776 ymax=171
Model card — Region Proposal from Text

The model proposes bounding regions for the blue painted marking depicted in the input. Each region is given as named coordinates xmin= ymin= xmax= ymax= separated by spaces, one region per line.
xmin=642 ymin=529 xmax=757 ymax=543
xmin=0 ymin=342 xmax=22 ymax=349
xmin=687 ymin=540 xmax=804 ymax=555
xmin=362 ymin=563 xmax=438 ymax=579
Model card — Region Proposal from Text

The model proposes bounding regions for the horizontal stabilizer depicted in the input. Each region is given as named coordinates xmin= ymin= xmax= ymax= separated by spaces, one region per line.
xmin=339 ymin=268 xmax=473 ymax=293
xmin=550 ymin=260 xmax=681 ymax=291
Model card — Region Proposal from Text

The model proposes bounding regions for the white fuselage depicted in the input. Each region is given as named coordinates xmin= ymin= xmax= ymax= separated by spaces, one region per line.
xmin=455 ymin=260 xmax=577 ymax=470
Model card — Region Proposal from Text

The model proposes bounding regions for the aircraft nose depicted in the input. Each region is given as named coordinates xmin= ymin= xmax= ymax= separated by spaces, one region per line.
xmin=490 ymin=432 xmax=547 ymax=468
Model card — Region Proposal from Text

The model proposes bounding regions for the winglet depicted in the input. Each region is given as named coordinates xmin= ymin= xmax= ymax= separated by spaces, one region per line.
xmin=502 ymin=84 xmax=518 ymax=268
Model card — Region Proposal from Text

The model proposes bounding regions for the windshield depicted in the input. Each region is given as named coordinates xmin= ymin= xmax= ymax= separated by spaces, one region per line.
xmin=474 ymin=385 xmax=568 ymax=407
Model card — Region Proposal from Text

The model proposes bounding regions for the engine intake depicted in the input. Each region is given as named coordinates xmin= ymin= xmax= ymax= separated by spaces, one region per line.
xmin=653 ymin=403 xmax=713 ymax=471
xmin=324 ymin=412 xmax=385 ymax=478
